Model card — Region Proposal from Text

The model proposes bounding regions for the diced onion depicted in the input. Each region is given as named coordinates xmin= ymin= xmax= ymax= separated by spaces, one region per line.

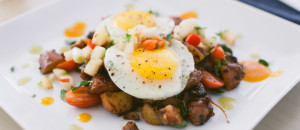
xmin=84 ymin=58 xmax=103 ymax=76
xmin=59 ymin=75 xmax=74 ymax=90
xmin=82 ymin=46 xmax=92 ymax=60
xmin=92 ymin=22 xmax=110 ymax=46
xmin=72 ymin=47 xmax=84 ymax=64
xmin=41 ymin=76 xmax=53 ymax=89
xmin=64 ymin=50 xmax=73 ymax=61
xmin=91 ymin=46 xmax=106 ymax=59
xmin=53 ymin=68 xmax=68 ymax=79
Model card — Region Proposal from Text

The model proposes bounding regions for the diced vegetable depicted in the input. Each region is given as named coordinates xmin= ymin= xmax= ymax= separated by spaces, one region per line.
xmin=91 ymin=46 xmax=106 ymax=59
xmin=81 ymin=46 xmax=92 ymax=60
xmin=201 ymin=71 xmax=224 ymax=89
xmin=142 ymin=40 xmax=158 ymax=50
xmin=53 ymin=68 xmax=68 ymax=79
xmin=211 ymin=45 xmax=225 ymax=60
xmin=202 ymin=37 xmax=217 ymax=48
xmin=218 ymin=30 xmax=241 ymax=46
xmin=65 ymin=87 xmax=101 ymax=108
xmin=56 ymin=60 xmax=76 ymax=71
xmin=186 ymin=33 xmax=202 ymax=47
xmin=41 ymin=76 xmax=53 ymax=89
xmin=59 ymin=75 xmax=74 ymax=90
xmin=72 ymin=47 xmax=84 ymax=64
xmin=87 ymin=39 xmax=97 ymax=49
xmin=64 ymin=50 xmax=73 ymax=61
xmin=173 ymin=18 xmax=201 ymax=41
xmin=180 ymin=11 xmax=198 ymax=20
xmin=47 ymin=73 xmax=56 ymax=82
xmin=92 ymin=22 xmax=110 ymax=46
xmin=84 ymin=58 xmax=103 ymax=76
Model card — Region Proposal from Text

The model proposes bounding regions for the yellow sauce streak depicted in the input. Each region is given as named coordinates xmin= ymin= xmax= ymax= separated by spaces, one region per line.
xmin=78 ymin=113 xmax=92 ymax=123
xmin=69 ymin=124 xmax=83 ymax=130
xmin=250 ymin=53 xmax=260 ymax=60
xmin=17 ymin=77 xmax=31 ymax=86
xmin=271 ymin=71 xmax=284 ymax=77
xmin=218 ymin=97 xmax=236 ymax=110
xmin=40 ymin=97 xmax=54 ymax=105
xmin=30 ymin=45 xmax=43 ymax=54
xmin=125 ymin=3 xmax=134 ymax=10
xmin=22 ymin=64 xmax=29 ymax=69
xmin=60 ymin=46 xmax=70 ymax=53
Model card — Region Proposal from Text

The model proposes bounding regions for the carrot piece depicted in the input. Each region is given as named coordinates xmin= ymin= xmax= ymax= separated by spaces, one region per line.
xmin=56 ymin=60 xmax=76 ymax=71
xmin=88 ymin=39 xmax=97 ymax=49
xmin=211 ymin=45 xmax=225 ymax=60
xmin=158 ymin=41 xmax=165 ymax=48
xmin=201 ymin=71 xmax=224 ymax=89
xmin=180 ymin=11 xmax=198 ymax=20
xmin=60 ymin=78 xmax=70 ymax=82
xmin=142 ymin=40 xmax=158 ymax=50
xmin=186 ymin=33 xmax=202 ymax=47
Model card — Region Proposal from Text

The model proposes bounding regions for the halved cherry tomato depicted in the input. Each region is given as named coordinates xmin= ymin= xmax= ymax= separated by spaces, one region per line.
xmin=201 ymin=71 xmax=224 ymax=89
xmin=186 ymin=33 xmax=202 ymax=47
xmin=88 ymin=39 xmax=97 ymax=49
xmin=142 ymin=40 xmax=158 ymax=50
xmin=56 ymin=60 xmax=76 ymax=71
xmin=59 ymin=78 xmax=70 ymax=82
xmin=211 ymin=45 xmax=225 ymax=60
xmin=65 ymin=87 xmax=101 ymax=108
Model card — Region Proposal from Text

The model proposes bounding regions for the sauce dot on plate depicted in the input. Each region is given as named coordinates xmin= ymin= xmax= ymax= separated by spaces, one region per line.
xmin=241 ymin=60 xmax=271 ymax=82
xmin=69 ymin=124 xmax=82 ymax=130
xmin=30 ymin=45 xmax=43 ymax=54
xmin=219 ymin=97 xmax=236 ymax=110
xmin=40 ymin=97 xmax=54 ymax=105
xmin=17 ymin=76 xmax=31 ymax=86
xmin=78 ymin=113 xmax=92 ymax=123
xmin=271 ymin=71 xmax=284 ymax=77
xmin=65 ymin=22 xmax=86 ymax=37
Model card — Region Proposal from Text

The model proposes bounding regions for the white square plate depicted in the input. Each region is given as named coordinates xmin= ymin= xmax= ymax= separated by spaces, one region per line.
xmin=1 ymin=0 xmax=300 ymax=130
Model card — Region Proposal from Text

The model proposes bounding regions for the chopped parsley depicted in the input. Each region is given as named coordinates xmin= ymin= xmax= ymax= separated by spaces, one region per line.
xmin=173 ymin=120 xmax=187 ymax=128
xmin=71 ymin=80 xmax=90 ymax=91
xmin=222 ymin=58 xmax=228 ymax=64
xmin=148 ymin=10 xmax=159 ymax=16
xmin=195 ymin=26 xmax=206 ymax=34
xmin=94 ymin=33 xmax=98 ymax=38
xmin=126 ymin=34 xmax=131 ymax=43
xmin=258 ymin=59 xmax=269 ymax=67
xmin=10 ymin=66 xmax=14 ymax=72
xmin=65 ymin=40 xmax=76 ymax=45
xmin=107 ymin=40 xmax=114 ymax=49
xmin=166 ymin=34 xmax=172 ymax=40
xmin=60 ymin=89 xmax=67 ymax=101
xmin=32 ymin=94 xmax=36 ymax=98
xmin=221 ymin=44 xmax=232 ymax=54
xmin=217 ymin=31 xmax=225 ymax=38
xmin=179 ymin=100 xmax=187 ymax=117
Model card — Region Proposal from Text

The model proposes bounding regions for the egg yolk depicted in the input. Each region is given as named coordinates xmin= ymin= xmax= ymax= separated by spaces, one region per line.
xmin=40 ymin=97 xmax=54 ymax=105
xmin=78 ymin=113 xmax=92 ymax=123
xmin=241 ymin=60 xmax=271 ymax=82
xmin=130 ymin=48 xmax=178 ymax=80
xmin=113 ymin=10 xmax=155 ymax=30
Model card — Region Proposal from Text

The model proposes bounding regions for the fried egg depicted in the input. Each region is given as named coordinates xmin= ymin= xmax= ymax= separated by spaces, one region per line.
xmin=104 ymin=39 xmax=194 ymax=100
xmin=103 ymin=10 xmax=175 ymax=41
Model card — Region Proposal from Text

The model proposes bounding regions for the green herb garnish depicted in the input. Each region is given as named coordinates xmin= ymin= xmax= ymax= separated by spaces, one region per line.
xmin=212 ymin=89 xmax=224 ymax=94
xmin=148 ymin=10 xmax=159 ymax=16
xmin=214 ymin=59 xmax=222 ymax=76
xmin=166 ymin=34 xmax=172 ymax=40
xmin=217 ymin=31 xmax=225 ymax=38
xmin=107 ymin=40 xmax=114 ymax=49
xmin=60 ymin=89 xmax=67 ymax=101
xmin=180 ymin=100 xmax=187 ymax=117
xmin=37 ymin=81 xmax=42 ymax=87
xmin=258 ymin=59 xmax=269 ymax=67
xmin=159 ymin=33 xmax=164 ymax=38
xmin=32 ymin=94 xmax=36 ymax=98
xmin=65 ymin=40 xmax=76 ymax=45
xmin=221 ymin=45 xmax=232 ymax=54
xmin=71 ymin=81 xmax=89 ymax=91
xmin=222 ymin=59 xmax=228 ymax=64
xmin=10 ymin=66 xmax=14 ymax=72
xmin=94 ymin=33 xmax=98 ymax=38
xmin=173 ymin=120 xmax=187 ymax=128
xmin=126 ymin=34 xmax=131 ymax=43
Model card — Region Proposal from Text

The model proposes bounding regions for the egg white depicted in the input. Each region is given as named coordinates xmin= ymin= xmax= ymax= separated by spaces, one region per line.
xmin=104 ymin=39 xmax=194 ymax=100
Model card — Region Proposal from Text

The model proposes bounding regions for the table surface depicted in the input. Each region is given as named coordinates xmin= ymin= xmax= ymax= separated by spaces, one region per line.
xmin=1 ymin=0 xmax=300 ymax=130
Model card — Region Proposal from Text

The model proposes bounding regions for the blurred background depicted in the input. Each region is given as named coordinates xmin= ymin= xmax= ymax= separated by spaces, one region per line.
xmin=0 ymin=0 xmax=299 ymax=130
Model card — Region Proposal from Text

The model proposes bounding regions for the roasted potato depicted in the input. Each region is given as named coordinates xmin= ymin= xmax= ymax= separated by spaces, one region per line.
xmin=124 ymin=112 xmax=140 ymax=121
xmin=141 ymin=103 xmax=163 ymax=125
xmin=122 ymin=121 xmax=139 ymax=130
xmin=101 ymin=91 xmax=133 ymax=114
xmin=157 ymin=105 xmax=183 ymax=126
xmin=89 ymin=74 xmax=119 ymax=94
xmin=184 ymin=42 xmax=205 ymax=64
